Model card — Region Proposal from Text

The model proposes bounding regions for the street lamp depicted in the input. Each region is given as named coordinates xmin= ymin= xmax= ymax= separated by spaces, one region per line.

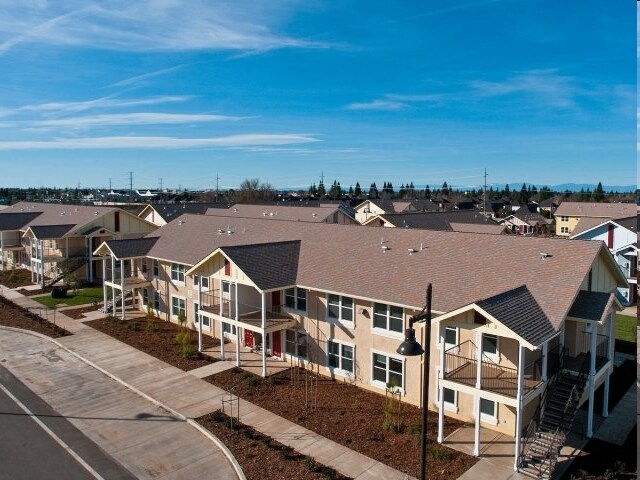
xmin=396 ymin=283 xmax=432 ymax=480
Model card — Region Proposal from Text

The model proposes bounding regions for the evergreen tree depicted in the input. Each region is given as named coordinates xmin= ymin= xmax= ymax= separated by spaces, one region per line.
xmin=318 ymin=180 xmax=326 ymax=197
xmin=398 ymin=183 xmax=406 ymax=198
xmin=504 ymin=184 xmax=511 ymax=197
xmin=441 ymin=181 xmax=449 ymax=196
xmin=593 ymin=182 xmax=605 ymax=202
xmin=354 ymin=182 xmax=362 ymax=197
xmin=308 ymin=183 xmax=318 ymax=196
xmin=408 ymin=182 xmax=415 ymax=197
xmin=424 ymin=185 xmax=432 ymax=199
xmin=518 ymin=183 xmax=529 ymax=204
xmin=348 ymin=185 xmax=354 ymax=196
xmin=368 ymin=182 xmax=379 ymax=199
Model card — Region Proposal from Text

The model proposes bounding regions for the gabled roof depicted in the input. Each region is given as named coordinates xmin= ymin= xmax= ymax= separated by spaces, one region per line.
xmin=615 ymin=216 xmax=638 ymax=233
xmin=96 ymin=237 xmax=159 ymax=260
xmin=0 ymin=212 xmax=42 ymax=231
xmin=204 ymin=204 xmax=345 ymax=223
xmin=371 ymin=210 xmax=498 ymax=231
xmin=512 ymin=210 xmax=551 ymax=225
xmin=141 ymin=202 xmax=232 ymax=222
xmin=554 ymin=202 xmax=636 ymax=220
xmin=220 ymin=241 xmax=301 ymax=291
xmin=475 ymin=285 xmax=556 ymax=347
xmin=448 ymin=223 xmax=507 ymax=235
xmin=570 ymin=216 xmax=637 ymax=238
xmin=27 ymin=224 xmax=76 ymax=239
xmin=567 ymin=290 xmax=617 ymax=323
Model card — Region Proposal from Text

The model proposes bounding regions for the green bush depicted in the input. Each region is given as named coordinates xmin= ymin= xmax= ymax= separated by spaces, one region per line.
xmin=429 ymin=445 xmax=453 ymax=461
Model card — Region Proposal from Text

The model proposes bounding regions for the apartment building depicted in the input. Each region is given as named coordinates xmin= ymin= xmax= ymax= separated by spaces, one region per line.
xmin=94 ymin=213 xmax=626 ymax=474
xmin=554 ymin=201 xmax=636 ymax=237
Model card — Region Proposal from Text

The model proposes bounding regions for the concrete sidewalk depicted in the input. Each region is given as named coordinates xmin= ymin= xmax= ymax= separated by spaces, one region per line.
xmin=0 ymin=284 xmax=412 ymax=480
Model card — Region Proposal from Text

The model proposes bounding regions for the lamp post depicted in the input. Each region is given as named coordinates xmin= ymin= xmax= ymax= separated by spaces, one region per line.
xmin=396 ymin=283 xmax=432 ymax=480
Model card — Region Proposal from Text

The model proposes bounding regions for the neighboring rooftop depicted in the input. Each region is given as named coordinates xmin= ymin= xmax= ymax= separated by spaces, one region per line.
xmin=567 ymin=290 xmax=616 ymax=323
xmin=100 ymin=237 xmax=159 ymax=260
xmin=0 ymin=202 xmax=118 ymax=231
xmin=204 ymin=204 xmax=351 ymax=223
xmin=554 ymin=201 xmax=636 ymax=220
xmin=0 ymin=212 xmax=43 ymax=231
xmin=368 ymin=210 xmax=499 ymax=231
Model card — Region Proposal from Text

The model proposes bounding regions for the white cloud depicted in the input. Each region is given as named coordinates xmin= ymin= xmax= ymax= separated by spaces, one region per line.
xmin=19 ymin=95 xmax=191 ymax=115
xmin=0 ymin=1 xmax=332 ymax=55
xmin=345 ymin=100 xmax=408 ymax=111
xmin=0 ymin=133 xmax=321 ymax=150
xmin=109 ymin=65 xmax=189 ymax=88
xmin=31 ymin=113 xmax=248 ymax=128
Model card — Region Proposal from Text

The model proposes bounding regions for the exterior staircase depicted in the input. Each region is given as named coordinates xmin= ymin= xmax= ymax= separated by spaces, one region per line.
xmin=101 ymin=290 xmax=132 ymax=314
xmin=519 ymin=353 xmax=589 ymax=479
xmin=44 ymin=256 xmax=88 ymax=288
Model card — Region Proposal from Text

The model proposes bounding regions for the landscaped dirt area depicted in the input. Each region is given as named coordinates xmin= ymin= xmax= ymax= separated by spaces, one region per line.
xmin=198 ymin=410 xmax=352 ymax=480
xmin=206 ymin=367 xmax=475 ymax=479
xmin=0 ymin=296 xmax=71 ymax=338
xmin=63 ymin=305 xmax=104 ymax=319
xmin=86 ymin=316 xmax=221 ymax=371
xmin=0 ymin=268 xmax=35 ymax=289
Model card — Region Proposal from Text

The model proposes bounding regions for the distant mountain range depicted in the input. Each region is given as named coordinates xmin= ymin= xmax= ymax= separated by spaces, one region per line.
xmin=548 ymin=183 xmax=636 ymax=193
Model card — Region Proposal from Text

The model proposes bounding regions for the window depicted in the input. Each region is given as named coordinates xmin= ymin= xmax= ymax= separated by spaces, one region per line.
xmin=194 ymin=303 xmax=210 ymax=328
xmin=141 ymin=258 xmax=147 ymax=274
xmin=224 ymin=259 xmax=231 ymax=276
xmin=372 ymin=352 xmax=403 ymax=391
xmin=153 ymin=291 xmax=160 ymax=311
xmin=152 ymin=259 xmax=159 ymax=277
xmin=438 ymin=387 xmax=457 ymax=412
xmin=171 ymin=263 xmax=185 ymax=283
xmin=444 ymin=327 xmax=458 ymax=350
xmin=327 ymin=341 xmax=354 ymax=374
xmin=480 ymin=398 xmax=497 ymax=424
xmin=285 ymin=288 xmax=307 ymax=312
xmin=560 ymin=226 xmax=569 ymax=234
xmin=194 ymin=275 xmax=209 ymax=290
xmin=327 ymin=295 xmax=353 ymax=324
xmin=222 ymin=323 xmax=236 ymax=335
xmin=171 ymin=296 xmax=186 ymax=319
xmin=373 ymin=303 xmax=404 ymax=334
xmin=285 ymin=330 xmax=307 ymax=359
xmin=560 ymin=216 xmax=569 ymax=222
xmin=142 ymin=288 xmax=148 ymax=307
xmin=482 ymin=334 xmax=498 ymax=359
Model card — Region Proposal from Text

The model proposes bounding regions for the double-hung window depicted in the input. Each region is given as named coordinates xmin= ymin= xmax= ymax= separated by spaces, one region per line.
xmin=142 ymin=288 xmax=148 ymax=307
xmin=141 ymin=258 xmax=147 ymax=274
xmin=327 ymin=295 xmax=353 ymax=324
xmin=373 ymin=303 xmax=404 ymax=335
xmin=152 ymin=259 xmax=159 ymax=277
xmin=285 ymin=287 xmax=307 ymax=312
xmin=327 ymin=341 xmax=354 ymax=375
xmin=372 ymin=352 xmax=403 ymax=391
xmin=153 ymin=291 xmax=161 ymax=311
xmin=438 ymin=387 xmax=458 ymax=412
xmin=194 ymin=303 xmax=210 ymax=328
xmin=482 ymin=334 xmax=498 ymax=361
xmin=444 ymin=326 xmax=458 ymax=351
xmin=171 ymin=296 xmax=186 ymax=319
xmin=479 ymin=398 xmax=497 ymax=425
xmin=285 ymin=330 xmax=307 ymax=359
xmin=194 ymin=275 xmax=209 ymax=291
xmin=171 ymin=263 xmax=185 ymax=283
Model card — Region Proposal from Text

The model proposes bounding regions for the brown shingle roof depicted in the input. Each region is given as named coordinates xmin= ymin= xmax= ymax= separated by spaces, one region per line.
xmin=103 ymin=237 xmax=159 ymax=260
xmin=143 ymin=213 xmax=615 ymax=331
xmin=567 ymin=291 xmax=615 ymax=322
xmin=554 ymin=202 xmax=635 ymax=220
xmin=205 ymin=204 xmax=342 ymax=223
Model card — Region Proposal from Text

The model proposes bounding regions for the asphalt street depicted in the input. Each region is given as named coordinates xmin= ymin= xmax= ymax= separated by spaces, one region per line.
xmin=0 ymin=363 xmax=136 ymax=480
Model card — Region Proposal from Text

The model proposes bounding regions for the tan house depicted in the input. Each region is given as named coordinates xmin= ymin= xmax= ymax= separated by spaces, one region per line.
xmin=0 ymin=202 xmax=156 ymax=286
xmin=554 ymin=201 xmax=636 ymax=237
xmin=94 ymin=213 xmax=626 ymax=477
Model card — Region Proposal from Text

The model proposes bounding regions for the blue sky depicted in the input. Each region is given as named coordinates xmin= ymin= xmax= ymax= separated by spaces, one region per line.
xmin=0 ymin=1 xmax=635 ymax=191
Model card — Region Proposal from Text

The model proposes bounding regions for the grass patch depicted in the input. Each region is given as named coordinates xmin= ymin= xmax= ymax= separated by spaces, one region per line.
xmin=615 ymin=314 xmax=637 ymax=343
xmin=33 ymin=286 xmax=103 ymax=308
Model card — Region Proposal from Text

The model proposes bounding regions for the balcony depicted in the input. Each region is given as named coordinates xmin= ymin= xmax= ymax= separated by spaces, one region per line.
xmin=199 ymin=291 xmax=296 ymax=333
xmin=444 ymin=340 xmax=544 ymax=399
xmin=563 ymin=333 xmax=609 ymax=374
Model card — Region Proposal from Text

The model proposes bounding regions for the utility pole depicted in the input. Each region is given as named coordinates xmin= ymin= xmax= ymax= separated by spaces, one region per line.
xmin=159 ymin=177 xmax=163 ymax=191
xmin=483 ymin=168 xmax=488 ymax=217
xmin=128 ymin=171 xmax=133 ymax=202
xmin=215 ymin=173 xmax=220 ymax=202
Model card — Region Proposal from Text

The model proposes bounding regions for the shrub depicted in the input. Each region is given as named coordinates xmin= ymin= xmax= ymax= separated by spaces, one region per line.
xmin=429 ymin=445 xmax=453 ymax=461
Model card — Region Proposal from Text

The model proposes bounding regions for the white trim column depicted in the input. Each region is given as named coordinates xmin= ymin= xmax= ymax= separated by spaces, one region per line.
xmin=111 ymin=256 xmax=116 ymax=314
xmin=102 ymin=257 xmax=107 ymax=310
xmin=473 ymin=394 xmax=481 ymax=456
xmin=587 ymin=322 xmax=597 ymax=437
xmin=261 ymin=291 xmax=267 ymax=378
xmin=0 ymin=231 xmax=4 ymax=270
xmin=198 ymin=276 xmax=203 ymax=353
xmin=39 ymin=240 xmax=44 ymax=288
xmin=541 ymin=340 xmax=548 ymax=382
xmin=514 ymin=344 xmax=525 ymax=471
xmin=120 ymin=259 xmax=125 ymax=321
xmin=235 ymin=282 xmax=240 ymax=367
xmin=437 ymin=323 xmax=445 ymax=444
xmin=88 ymin=237 xmax=93 ymax=282
xmin=475 ymin=332 xmax=482 ymax=389
xmin=219 ymin=278 xmax=225 ymax=361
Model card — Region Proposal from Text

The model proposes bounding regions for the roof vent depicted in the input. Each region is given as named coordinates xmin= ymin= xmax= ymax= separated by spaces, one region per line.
xmin=95 ymin=211 xmax=99 ymax=215
xmin=233 ymin=208 xmax=238 ymax=212
xmin=263 ymin=212 xmax=267 ymax=216
xmin=178 ymin=220 xmax=185 ymax=225
xmin=539 ymin=252 xmax=551 ymax=260
xmin=382 ymin=245 xmax=390 ymax=252
xmin=312 ymin=213 xmax=317 ymax=217
xmin=269 ymin=212 xmax=274 ymax=216
xmin=217 ymin=229 xmax=223 ymax=234
xmin=408 ymin=248 xmax=417 ymax=255
xmin=227 ymin=230 xmax=233 ymax=235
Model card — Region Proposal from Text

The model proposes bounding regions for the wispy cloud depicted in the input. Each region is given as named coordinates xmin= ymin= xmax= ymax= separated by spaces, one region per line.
xmin=346 ymin=92 xmax=445 ymax=111
xmin=469 ymin=69 xmax=578 ymax=108
xmin=345 ymin=99 xmax=408 ymax=111
xmin=0 ymin=1 xmax=332 ymax=55
xmin=0 ymin=134 xmax=321 ymax=150
xmin=30 ymin=113 xmax=248 ymax=128
xmin=109 ymin=65 xmax=189 ymax=88
xmin=18 ymin=95 xmax=191 ymax=115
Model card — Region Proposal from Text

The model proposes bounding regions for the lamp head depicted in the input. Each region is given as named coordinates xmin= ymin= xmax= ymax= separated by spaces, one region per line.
xmin=396 ymin=327 xmax=424 ymax=356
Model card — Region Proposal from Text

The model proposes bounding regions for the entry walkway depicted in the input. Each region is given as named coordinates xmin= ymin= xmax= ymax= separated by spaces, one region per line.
xmin=0 ymin=284 xmax=411 ymax=480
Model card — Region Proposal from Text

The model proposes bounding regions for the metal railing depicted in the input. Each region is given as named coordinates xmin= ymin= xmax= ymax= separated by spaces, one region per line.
xmin=580 ymin=332 xmax=609 ymax=360
xmin=198 ymin=290 xmax=294 ymax=325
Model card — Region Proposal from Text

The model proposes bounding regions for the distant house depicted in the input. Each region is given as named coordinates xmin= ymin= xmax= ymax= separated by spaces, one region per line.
xmin=204 ymin=203 xmax=358 ymax=225
xmin=501 ymin=210 xmax=552 ymax=235
xmin=139 ymin=202 xmax=232 ymax=227
xmin=554 ymin=202 xmax=636 ymax=237
xmin=571 ymin=215 xmax=638 ymax=305
xmin=353 ymin=198 xmax=442 ymax=224
xmin=361 ymin=210 xmax=506 ymax=234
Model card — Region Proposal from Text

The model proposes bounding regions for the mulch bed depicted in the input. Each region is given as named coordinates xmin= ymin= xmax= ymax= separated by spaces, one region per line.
xmin=198 ymin=410 xmax=352 ymax=480
xmin=17 ymin=287 xmax=53 ymax=297
xmin=63 ymin=305 xmax=105 ymax=320
xmin=85 ymin=316 xmax=220 ymax=371
xmin=0 ymin=269 xmax=35 ymax=289
xmin=205 ymin=367 xmax=475 ymax=479
xmin=0 ymin=296 xmax=71 ymax=338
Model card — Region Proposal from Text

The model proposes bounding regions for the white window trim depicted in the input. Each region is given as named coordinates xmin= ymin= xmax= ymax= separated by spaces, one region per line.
xmin=170 ymin=263 xmax=186 ymax=285
xmin=436 ymin=384 xmax=459 ymax=413
xmin=285 ymin=287 xmax=308 ymax=313
xmin=481 ymin=334 xmax=499 ymax=362
xmin=326 ymin=294 xmax=355 ymax=328
xmin=193 ymin=275 xmax=210 ymax=291
xmin=193 ymin=302 xmax=211 ymax=329
xmin=170 ymin=295 xmax=186 ymax=320
xmin=152 ymin=291 xmax=161 ymax=314
xmin=370 ymin=349 xmax=405 ymax=394
xmin=439 ymin=326 xmax=459 ymax=352
xmin=372 ymin=302 xmax=405 ymax=339
xmin=285 ymin=329 xmax=308 ymax=360
xmin=474 ymin=397 xmax=499 ymax=426
xmin=152 ymin=259 xmax=159 ymax=277
xmin=326 ymin=339 xmax=355 ymax=379
xmin=222 ymin=322 xmax=237 ymax=337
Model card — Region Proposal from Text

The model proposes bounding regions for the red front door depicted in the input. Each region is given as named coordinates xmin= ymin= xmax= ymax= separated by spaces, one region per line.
xmin=272 ymin=291 xmax=281 ymax=313
xmin=245 ymin=330 xmax=254 ymax=348
xmin=272 ymin=331 xmax=281 ymax=358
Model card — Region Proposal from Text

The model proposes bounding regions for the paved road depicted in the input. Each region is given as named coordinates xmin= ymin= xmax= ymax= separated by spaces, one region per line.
xmin=0 ymin=364 xmax=136 ymax=480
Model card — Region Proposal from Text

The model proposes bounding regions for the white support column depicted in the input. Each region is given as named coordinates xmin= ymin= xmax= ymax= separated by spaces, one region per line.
xmin=102 ymin=257 xmax=107 ymax=310
xmin=39 ymin=240 xmax=44 ymax=288
xmin=120 ymin=259 xmax=126 ymax=321
xmin=219 ymin=277 xmax=225 ymax=361
xmin=473 ymin=394 xmax=481 ymax=457
xmin=65 ymin=237 xmax=69 ymax=259
xmin=111 ymin=256 xmax=116 ymax=314
xmin=261 ymin=291 xmax=267 ymax=378
xmin=219 ymin=278 xmax=223 ymax=316
xmin=475 ymin=332 xmax=482 ymax=389
xmin=587 ymin=322 xmax=597 ymax=437
xmin=31 ymin=238 xmax=35 ymax=283
xmin=198 ymin=276 xmax=203 ymax=353
xmin=541 ymin=341 xmax=549 ymax=382
xmin=514 ymin=344 xmax=525 ymax=471
xmin=0 ymin=231 xmax=4 ymax=270
xmin=235 ymin=282 xmax=240 ymax=367
xmin=437 ymin=323 xmax=445 ymax=444
xmin=88 ymin=238 xmax=93 ymax=283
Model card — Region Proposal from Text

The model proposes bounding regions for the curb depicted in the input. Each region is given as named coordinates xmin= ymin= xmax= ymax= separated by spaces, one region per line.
xmin=0 ymin=325 xmax=247 ymax=480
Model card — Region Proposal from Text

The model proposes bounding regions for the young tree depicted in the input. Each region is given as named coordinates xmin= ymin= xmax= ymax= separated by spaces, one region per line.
xmin=354 ymin=182 xmax=362 ymax=197
xmin=593 ymin=182 xmax=605 ymax=202
xmin=317 ymin=180 xmax=326 ymax=198
xmin=441 ymin=181 xmax=450 ymax=196
xmin=424 ymin=185 xmax=432 ymax=199
xmin=368 ymin=182 xmax=379 ymax=199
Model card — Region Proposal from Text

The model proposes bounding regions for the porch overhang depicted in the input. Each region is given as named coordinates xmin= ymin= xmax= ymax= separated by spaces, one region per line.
xmin=198 ymin=307 xmax=297 ymax=334
xmin=104 ymin=277 xmax=152 ymax=291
